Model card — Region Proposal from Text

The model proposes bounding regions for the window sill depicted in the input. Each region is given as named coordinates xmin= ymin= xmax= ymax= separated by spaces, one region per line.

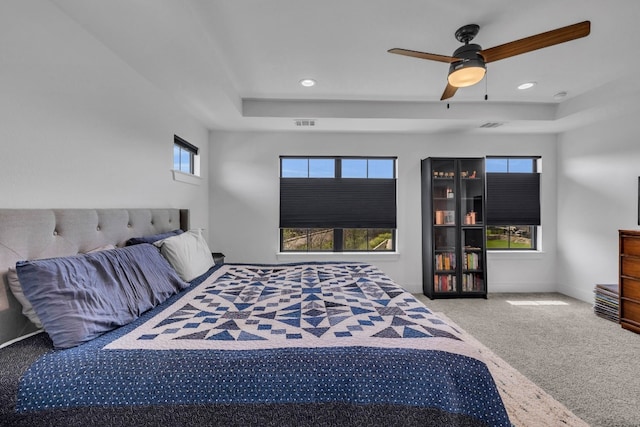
xmin=172 ymin=170 xmax=201 ymax=185
xmin=277 ymin=251 xmax=400 ymax=262
xmin=488 ymin=250 xmax=545 ymax=260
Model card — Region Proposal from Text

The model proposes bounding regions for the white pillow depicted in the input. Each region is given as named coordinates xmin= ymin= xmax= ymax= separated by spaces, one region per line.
xmin=7 ymin=267 xmax=43 ymax=329
xmin=155 ymin=230 xmax=214 ymax=282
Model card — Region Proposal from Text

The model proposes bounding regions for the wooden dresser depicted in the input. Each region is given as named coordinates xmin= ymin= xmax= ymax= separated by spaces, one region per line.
xmin=619 ymin=230 xmax=640 ymax=334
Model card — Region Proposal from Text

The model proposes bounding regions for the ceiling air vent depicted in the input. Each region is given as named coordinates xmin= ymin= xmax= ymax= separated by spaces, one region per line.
xmin=479 ymin=122 xmax=503 ymax=128
xmin=294 ymin=119 xmax=316 ymax=127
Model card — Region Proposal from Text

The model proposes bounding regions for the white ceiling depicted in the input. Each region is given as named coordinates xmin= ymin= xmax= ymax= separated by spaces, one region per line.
xmin=52 ymin=0 xmax=640 ymax=134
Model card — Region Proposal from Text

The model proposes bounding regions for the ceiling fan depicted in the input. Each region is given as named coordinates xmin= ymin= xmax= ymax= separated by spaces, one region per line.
xmin=388 ymin=21 xmax=590 ymax=100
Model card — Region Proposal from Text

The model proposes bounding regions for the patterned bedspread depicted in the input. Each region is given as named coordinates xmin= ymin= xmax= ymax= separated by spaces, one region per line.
xmin=13 ymin=263 xmax=510 ymax=427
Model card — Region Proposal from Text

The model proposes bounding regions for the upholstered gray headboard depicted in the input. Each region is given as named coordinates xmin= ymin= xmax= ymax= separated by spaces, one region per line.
xmin=0 ymin=208 xmax=189 ymax=347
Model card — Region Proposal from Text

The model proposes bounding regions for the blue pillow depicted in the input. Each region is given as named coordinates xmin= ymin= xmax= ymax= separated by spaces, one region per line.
xmin=126 ymin=229 xmax=183 ymax=246
xmin=16 ymin=244 xmax=188 ymax=349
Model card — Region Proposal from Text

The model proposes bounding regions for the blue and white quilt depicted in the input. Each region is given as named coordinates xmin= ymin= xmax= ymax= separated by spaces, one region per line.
xmin=15 ymin=263 xmax=510 ymax=427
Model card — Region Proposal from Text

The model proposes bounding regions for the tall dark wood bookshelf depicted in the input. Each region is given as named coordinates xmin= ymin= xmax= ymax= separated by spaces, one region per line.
xmin=421 ymin=158 xmax=487 ymax=299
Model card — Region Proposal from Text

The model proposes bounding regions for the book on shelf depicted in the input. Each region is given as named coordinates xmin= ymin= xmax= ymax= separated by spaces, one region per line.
xmin=435 ymin=252 xmax=456 ymax=270
xmin=463 ymin=252 xmax=479 ymax=270
xmin=462 ymin=273 xmax=484 ymax=292
xmin=434 ymin=274 xmax=456 ymax=292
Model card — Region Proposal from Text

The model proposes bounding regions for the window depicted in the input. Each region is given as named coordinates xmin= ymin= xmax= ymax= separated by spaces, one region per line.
xmin=174 ymin=135 xmax=198 ymax=175
xmin=485 ymin=157 xmax=540 ymax=250
xmin=280 ymin=157 xmax=396 ymax=252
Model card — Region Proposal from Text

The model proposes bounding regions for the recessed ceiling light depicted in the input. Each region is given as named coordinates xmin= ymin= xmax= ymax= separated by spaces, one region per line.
xmin=553 ymin=91 xmax=568 ymax=100
xmin=517 ymin=82 xmax=536 ymax=90
xmin=299 ymin=79 xmax=316 ymax=87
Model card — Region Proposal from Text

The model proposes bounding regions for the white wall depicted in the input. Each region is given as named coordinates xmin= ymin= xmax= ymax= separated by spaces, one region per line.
xmin=209 ymin=130 xmax=558 ymax=294
xmin=557 ymin=100 xmax=640 ymax=301
xmin=0 ymin=1 xmax=209 ymax=232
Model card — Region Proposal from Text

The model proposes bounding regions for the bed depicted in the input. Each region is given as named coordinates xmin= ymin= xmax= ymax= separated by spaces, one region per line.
xmin=0 ymin=209 xmax=510 ymax=427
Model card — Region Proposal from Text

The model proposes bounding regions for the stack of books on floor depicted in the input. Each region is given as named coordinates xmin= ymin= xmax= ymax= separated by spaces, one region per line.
xmin=593 ymin=284 xmax=619 ymax=323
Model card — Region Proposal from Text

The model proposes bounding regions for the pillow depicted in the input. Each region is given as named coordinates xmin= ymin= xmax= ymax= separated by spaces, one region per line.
xmin=16 ymin=244 xmax=188 ymax=349
xmin=86 ymin=244 xmax=117 ymax=253
xmin=126 ymin=229 xmax=183 ymax=246
xmin=6 ymin=267 xmax=43 ymax=329
xmin=5 ymin=244 xmax=117 ymax=330
xmin=154 ymin=230 xmax=214 ymax=282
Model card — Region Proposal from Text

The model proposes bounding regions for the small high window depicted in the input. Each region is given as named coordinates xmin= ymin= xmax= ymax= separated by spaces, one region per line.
xmin=174 ymin=135 xmax=199 ymax=175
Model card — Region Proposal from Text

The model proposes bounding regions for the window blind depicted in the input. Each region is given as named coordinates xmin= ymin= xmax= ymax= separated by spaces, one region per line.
xmin=280 ymin=178 xmax=396 ymax=228
xmin=486 ymin=173 xmax=540 ymax=225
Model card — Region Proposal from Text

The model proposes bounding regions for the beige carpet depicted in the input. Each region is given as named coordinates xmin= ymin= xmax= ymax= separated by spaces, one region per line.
xmin=437 ymin=313 xmax=589 ymax=427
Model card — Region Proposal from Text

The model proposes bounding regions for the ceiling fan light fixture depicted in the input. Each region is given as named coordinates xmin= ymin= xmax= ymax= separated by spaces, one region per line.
xmin=447 ymin=60 xmax=486 ymax=88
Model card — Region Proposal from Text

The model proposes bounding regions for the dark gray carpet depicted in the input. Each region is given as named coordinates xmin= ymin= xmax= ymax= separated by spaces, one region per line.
xmin=417 ymin=292 xmax=640 ymax=427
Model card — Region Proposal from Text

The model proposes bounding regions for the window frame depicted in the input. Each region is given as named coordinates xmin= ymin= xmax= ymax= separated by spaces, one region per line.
xmin=279 ymin=156 xmax=397 ymax=253
xmin=485 ymin=156 xmax=540 ymax=251
xmin=174 ymin=135 xmax=199 ymax=175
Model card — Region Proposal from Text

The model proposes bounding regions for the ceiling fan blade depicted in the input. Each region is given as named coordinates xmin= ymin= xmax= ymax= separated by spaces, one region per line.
xmin=480 ymin=21 xmax=590 ymax=63
xmin=388 ymin=48 xmax=459 ymax=64
xmin=441 ymin=83 xmax=458 ymax=100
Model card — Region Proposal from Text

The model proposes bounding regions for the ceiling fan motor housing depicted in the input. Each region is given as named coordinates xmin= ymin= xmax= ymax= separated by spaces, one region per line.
xmin=452 ymin=43 xmax=484 ymax=63
xmin=448 ymin=43 xmax=486 ymax=87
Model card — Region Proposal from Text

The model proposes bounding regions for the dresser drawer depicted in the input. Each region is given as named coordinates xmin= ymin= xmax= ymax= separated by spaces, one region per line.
xmin=621 ymin=256 xmax=640 ymax=279
xmin=621 ymin=235 xmax=640 ymax=257
xmin=621 ymin=299 xmax=640 ymax=324
xmin=621 ymin=277 xmax=640 ymax=301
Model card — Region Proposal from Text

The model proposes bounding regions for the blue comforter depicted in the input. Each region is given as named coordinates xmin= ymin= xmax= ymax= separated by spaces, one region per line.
xmin=12 ymin=263 xmax=510 ymax=427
